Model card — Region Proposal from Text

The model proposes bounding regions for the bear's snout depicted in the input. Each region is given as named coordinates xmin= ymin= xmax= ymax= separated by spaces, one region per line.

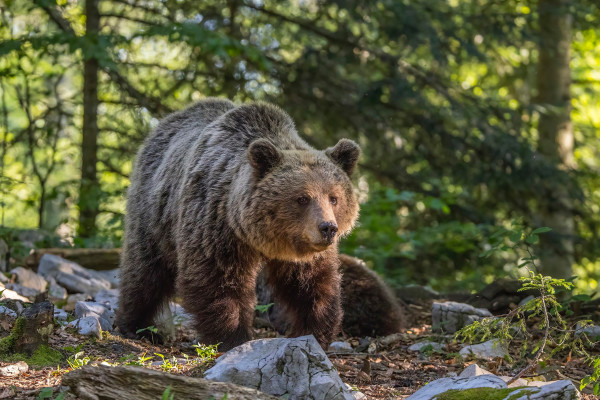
xmin=318 ymin=221 xmax=338 ymax=243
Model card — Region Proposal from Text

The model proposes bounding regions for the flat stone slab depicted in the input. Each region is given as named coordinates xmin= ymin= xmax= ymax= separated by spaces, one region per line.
xmin=38 ymin=254 xmax=111 ymax=295
xmin=459 ymin=339 xmax=508 ymax=360
xmin=432 ymin=301 xmax=492 ymax=334
xmin=408 ymin=341 xmax=445 ymax=353
xmin=205 ymin=335 xmax=354 ymax=400
xmin=406 ymin=374 xmax=506 ymax=400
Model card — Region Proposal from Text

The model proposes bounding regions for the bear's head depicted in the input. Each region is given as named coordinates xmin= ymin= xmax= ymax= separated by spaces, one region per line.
xmin=242 ymin=138 xmax=360 ymax=261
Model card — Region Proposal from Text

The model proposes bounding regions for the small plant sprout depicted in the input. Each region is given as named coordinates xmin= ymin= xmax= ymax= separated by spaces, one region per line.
xmin=457 ymin=226 xmax=599 ymax=392
xmin=161 ymin=386 xmax=174 ymax=400
xmin=192 ymin=342 xmax=220 ymax=362
xmin=67 ymin=351 xmax=90 ymax=370
xmin=136 ymin=325 xmax=159 ymax=344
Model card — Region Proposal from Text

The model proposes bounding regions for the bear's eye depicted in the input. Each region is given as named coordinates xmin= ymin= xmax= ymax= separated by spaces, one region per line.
xmin=330 ymin=196 xmax=338 ymax=205
xmin=297 ymin=196 xmax=310 ymax=205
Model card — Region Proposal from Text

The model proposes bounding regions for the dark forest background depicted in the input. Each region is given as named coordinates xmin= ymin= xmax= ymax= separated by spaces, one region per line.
xmin=1 ymin=0 xmax=599 ymax=293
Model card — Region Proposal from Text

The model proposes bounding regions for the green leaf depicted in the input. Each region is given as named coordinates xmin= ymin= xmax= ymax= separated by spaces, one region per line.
xmin=525 ymin=234 xmax=539 ymax=244
xmin=532 ymin=227 xmax=552 ymax=234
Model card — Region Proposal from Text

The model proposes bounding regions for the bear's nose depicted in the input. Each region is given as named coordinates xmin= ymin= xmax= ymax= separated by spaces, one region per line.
xmin=318 ymin=221 xmax=338 ymax=241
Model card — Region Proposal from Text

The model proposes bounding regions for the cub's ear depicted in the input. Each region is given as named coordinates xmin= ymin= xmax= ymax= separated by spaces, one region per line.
xmin=325 ymin=139 xmax=361 ymax=176
xmin=248 ymin=139 xmax=282 ymax=178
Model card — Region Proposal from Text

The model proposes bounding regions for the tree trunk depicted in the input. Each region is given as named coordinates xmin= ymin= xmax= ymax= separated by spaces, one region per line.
xmin=77 ymin=0 xmax=100 ymax=238
xmin=536 ymin=0 xmax=574 ymax=279
xmin=62 ymin=365 xmax=279 ymax=400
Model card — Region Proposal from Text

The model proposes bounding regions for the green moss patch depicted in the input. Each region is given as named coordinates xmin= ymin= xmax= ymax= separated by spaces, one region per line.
xmin=0 ymin=316 xmax=25 ymax=354
xmin=434 ymin=387 xmax=538 ymax=400
xmin=0 ymin=316 xmax=64 ymax=367
xmin=1 ymin=345 xmax=64 ymax=367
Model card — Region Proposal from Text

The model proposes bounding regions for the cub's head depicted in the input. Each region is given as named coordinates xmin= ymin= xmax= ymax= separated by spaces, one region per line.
xmin=243 ymin=138 xmax=360 ymax=261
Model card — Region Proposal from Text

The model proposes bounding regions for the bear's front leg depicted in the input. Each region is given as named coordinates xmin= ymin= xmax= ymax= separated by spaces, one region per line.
xmin=265 ymin=250 xmax=342 ymax=348
xmin=177 ymin=256 xmax=259 ymax=351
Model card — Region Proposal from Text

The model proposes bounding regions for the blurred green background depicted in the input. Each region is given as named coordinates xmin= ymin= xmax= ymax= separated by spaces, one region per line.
xmin=1 ymin=0 xmax=599 ymax=293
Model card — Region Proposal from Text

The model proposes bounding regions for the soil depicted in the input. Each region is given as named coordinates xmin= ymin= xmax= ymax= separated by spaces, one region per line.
xmin=0 ymin=301 xmax=598 ymax=399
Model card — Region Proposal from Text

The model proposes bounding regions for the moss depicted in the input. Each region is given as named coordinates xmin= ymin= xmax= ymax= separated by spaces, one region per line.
xmin=1 ymin=345 xmax=64 ymax=367
xmin=0 ymin=316 xmax=25 ymax=354
xmin=433 ymin=387 xmax=538 ymax=400
xmin=26 ymin=345 xmax=64 ymax=367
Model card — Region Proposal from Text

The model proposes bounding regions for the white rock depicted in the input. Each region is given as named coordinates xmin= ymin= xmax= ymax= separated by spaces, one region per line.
xmin=458 ymin=364 xmax=492 ymax=378
xmin=5 ymin=283 xmax=39 ymax=299
xmin=93 ymin=268 xmax=120 ymax=289
xmin=75 ymin=301 xmax=114 ymax=331
xmin=459 ymin=339 xmax=508 ymax=360
xmin=575 ymin=323 xmax=600 ymax=340
xmin=329 ymin=341 xmax=353 ymax=352
xmin=47 ymin=277 xmax=68 ymax=302
xmin=9 ymin=267 xmax=47 ymax=293
xmin=513 ymin=380 xmax=580 ymax=399
xmin=432 ymin=301 xmax=492 ymax=334
xmin=518 ymin=295 xmax=536 ymax=307
xmin=0 ymin=287 xmax=29 ymax=302
xmin=205 ymin=335 xmax=354 ymax=400
xmin=0 ymin=305 xmax=18 ymax=331
xmin=0 ymin=361 xmax=28 ymax=377
xmin=64 ymin=293 xmax=92 ymax=311
xmin=53 ymin=308 xmax=68 ymax=322
xmin=94 ymin=288 xmax=119 ymax=309
xmin=406 ymin=374 xmax=507 ymax=400
xmin=37 ymin=254 xmax=111 ymax=295
xmin=498 ymin=376 xmax=529 ymax=387
xmin=408 ymin=341 xmax=445 ymax=353
xmin=68 ymin=316 xmax=102 ymax=338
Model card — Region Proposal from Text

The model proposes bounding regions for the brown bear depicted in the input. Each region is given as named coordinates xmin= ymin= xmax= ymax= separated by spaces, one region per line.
xmin=116 ymin=98 xmax=360 ymax=350
xmin=256 ymin=254 xmax=405 ymax=338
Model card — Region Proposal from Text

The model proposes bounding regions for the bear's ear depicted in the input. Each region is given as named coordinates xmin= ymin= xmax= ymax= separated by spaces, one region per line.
xmin=326 ymin=139 xmax=361 ymax=176
xmin=248 ymin=139 xmax=282 ymax=178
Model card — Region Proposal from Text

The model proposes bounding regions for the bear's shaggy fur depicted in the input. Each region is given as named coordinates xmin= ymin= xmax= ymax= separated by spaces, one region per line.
xmin=116 ymin=99 xmax=360 ymax=349
xmin=256 ymin=254 xmax=405 ymax=338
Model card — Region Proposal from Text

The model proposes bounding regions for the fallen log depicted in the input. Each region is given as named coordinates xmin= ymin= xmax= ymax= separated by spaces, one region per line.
xmin=62 ymin=365 xmax=278 ymax=400
xmin=26 ymin=248 xmax=121 ymax=271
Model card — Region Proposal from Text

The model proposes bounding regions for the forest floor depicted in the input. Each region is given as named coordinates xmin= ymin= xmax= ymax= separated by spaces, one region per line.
xmin=1 ymin=300 xmax=598 ymax=399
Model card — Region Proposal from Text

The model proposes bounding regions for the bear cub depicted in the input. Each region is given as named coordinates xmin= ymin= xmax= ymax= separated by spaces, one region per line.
xmin=116 ymin=98 xmax=360 ymax=350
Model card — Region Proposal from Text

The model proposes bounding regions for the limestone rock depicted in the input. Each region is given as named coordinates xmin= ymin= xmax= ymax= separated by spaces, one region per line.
xmin=68 ymin=316 xmax=102 ymax=338
xmin=37 ymin=254 xmax=110 ymax=295
xmin=432 ymin=301 xmax=492 ymax=334
xmin=93 ymin=269 xmax=120 ymax=289
xmin=53 ymin=308 xmax=68 ymax=322
xmin=0 ymin=286 xmax=29 ymax=302
xmin=47 ymin=277 xmax=68 ymax=303
xmin=4 ymin=283 xmax=39 ymax=299
xmin=75 ymin=301 xmax=115 ymax=331
xmin=329 ymin=341 xmax=353 ymax=353
xmin=406 ymin=375 xmax=507 ymax=400
xmin=0 ymin=361 xmax=28 ymax=377
xmin=0 ymin=305 xmax=17 ymax=331
xmin=459 ymin=339 xmax=508 ymax=360
xmin=94 ymin=288 xmax=119 ymax=309
xmin=458 ymin=364 xmax=492 ymax=378
xmin=64 ymin=293 xmax=92 ymax=311
xmin=205 ymin=335 xmax=354 ymax=400
xmin=522 ymin=380 xmax=580 ymax=399
xmin=408 ymin=341 xmax=445 ymax=353
xmin=9 ymin=267 xmax=47 ymax=293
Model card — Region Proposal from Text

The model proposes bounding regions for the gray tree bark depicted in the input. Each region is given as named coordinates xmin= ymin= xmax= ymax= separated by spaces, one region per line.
xmin=77 ymin=0 xmax=100 ymax=238
xmin=62 ymin=365 xmax=279 ymax=400
xmin=536 ymin=0 xmax=574 ymax=279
